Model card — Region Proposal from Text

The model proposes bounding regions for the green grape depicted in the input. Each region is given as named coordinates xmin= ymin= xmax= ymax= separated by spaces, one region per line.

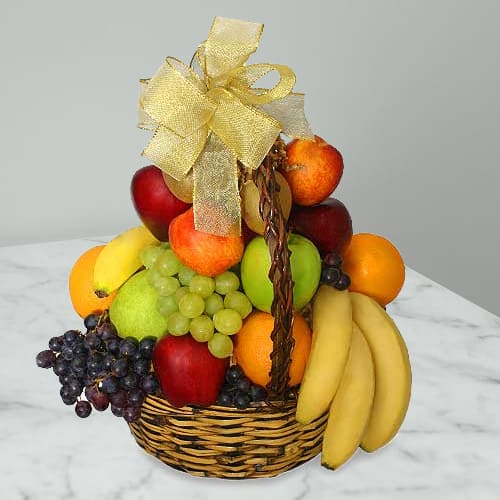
xmin=189 ymin=275 xmax=215 ymax=298
xmin=208 ymin=332 xmax=234 ymax=358
xmin=215 ymin=271 xmax=240 ymax=295
xmin=147 ymin=269 xmax=163 ymax=288
xmin=204 ymin=293 xmax=224 ymax=317
xmin=140 ymin=245 xmax=164 ymax=269
xmin=224 ymin=291 xmax=253 ymax=319
xmin=190 ymin=315 xmax=215 ymax=342
xmin=155 ymin=249 xmax=182 ymax=277
xmin=178 ymin=265 xmax=197 ymax=286
xmin=175 ymin=286 xmax=190 ymax=302
xmin=167 ymin=312 xmax=190 ymax=336
xmin=156 ymin=276 xmax=180 ymax=296
xmin=157 ymin=295 xmax=178 ymax=317
xmin=213 ymin=308 xmax=242 ymax=335
xmin=178 ymin=293 xmax=205 ymax=319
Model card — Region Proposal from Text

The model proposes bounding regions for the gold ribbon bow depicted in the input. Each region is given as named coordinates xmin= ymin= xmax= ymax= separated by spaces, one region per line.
xmin=139 ymin=16 xmax=312 ymax=236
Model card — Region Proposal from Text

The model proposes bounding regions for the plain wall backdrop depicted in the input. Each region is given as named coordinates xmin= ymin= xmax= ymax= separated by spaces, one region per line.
xmin=1 ymin=0 xmax=499 ymax=316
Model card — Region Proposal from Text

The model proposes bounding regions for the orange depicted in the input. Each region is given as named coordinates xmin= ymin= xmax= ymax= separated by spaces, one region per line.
xmin=69 ymin=246 xmax=117 ymax=318
xmin=234 ymin=311 xmax=312 ymax=387
xmin=342 ymin=233 xmax=405 ymax=306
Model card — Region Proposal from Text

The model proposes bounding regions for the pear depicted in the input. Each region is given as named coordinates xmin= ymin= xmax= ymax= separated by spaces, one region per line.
xmin=109 ymin=270 xmax=168 ymax=340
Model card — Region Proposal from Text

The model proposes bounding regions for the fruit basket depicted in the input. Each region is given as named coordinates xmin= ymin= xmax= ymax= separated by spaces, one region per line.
xmin=36 ymin=16 xmax=412 ymax=480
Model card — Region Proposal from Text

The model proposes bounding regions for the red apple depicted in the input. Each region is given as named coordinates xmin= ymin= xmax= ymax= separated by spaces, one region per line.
xmin=289 ymin=198 xmax=353 ymax=256
xmin=152 ymin=334 xmax=228 ymax=408
xmin=131 ymin=165 xmax=190 ymax=241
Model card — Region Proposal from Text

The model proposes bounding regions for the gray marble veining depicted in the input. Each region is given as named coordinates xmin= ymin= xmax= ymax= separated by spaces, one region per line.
xmin=1 ymin=237 xmax=499 ymax=499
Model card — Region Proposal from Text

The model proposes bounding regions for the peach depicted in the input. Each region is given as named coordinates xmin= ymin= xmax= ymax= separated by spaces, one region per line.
xmin=281 ymin=135 xmax=343 ymax=206
xmin=169 ymin=207 xmax=244 ymax=277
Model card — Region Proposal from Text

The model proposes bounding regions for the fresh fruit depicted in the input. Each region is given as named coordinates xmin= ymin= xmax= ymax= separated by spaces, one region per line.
xmin=280 ymin=135 xmax=343 ymax=206
xmin=153 ymin=334 xmax=229 ymax=407
xmin=69 ymin=246 xmax=117 ymax=318
xmin=350 ymin=292 xmax=412 ymax=452
xmin=162 ymin=169 xmax=194 ymax=204
xmin=93 ymin=226 xmax=160 ymax=297
xmin=216 ymin=364 xmax=268 ymax=409
xmin=342 ymin=233 xmax=405 ymax=306
xmin=241 ymin=172 xmax=292 ymax=234
xmin=131 ymin=165 xmax=190 ymax=241
xmin=169 ymin=207 xmax=244 ymax=277
xmin=320 ymin=253 xmax=351 ymax=291
xmin=296 ymin=286 xmax=352 ymax=424
xmin=321 ymin=323 xmax=375 ymax=469
xmin=233 ymin=311 xmax=311 ymax=387
xmin=213 ymin=308 xmax=242 ymax=335
xmin=289 ymin=198 xmax=353 ymax=256
xmin=241 ymin=234 xmax=321 ymax=312
xmin=35 ymin=314 xmax=159 ymax=421
xmin=109 ymin=270 xmax=168 ymax=340
xmin=208 ymin=332 xmax=234 ymax=358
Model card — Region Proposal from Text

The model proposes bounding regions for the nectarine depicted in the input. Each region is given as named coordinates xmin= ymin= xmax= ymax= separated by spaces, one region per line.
xmin=169 ymin=208 xmax=244 ymax=277
xmin=281 ymin=135 xmax=343 ymax=206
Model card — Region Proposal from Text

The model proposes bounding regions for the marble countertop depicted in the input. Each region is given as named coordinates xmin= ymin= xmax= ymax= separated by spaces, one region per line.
xmin=1 ymin=236 xmax=499 ymax=500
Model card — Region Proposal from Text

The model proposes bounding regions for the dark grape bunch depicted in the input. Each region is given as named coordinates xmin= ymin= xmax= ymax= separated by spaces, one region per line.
xmin=217 ymin=365 xmax=267 ymax=409
xmin=35 ymin=313 xmax=159 ymax=422
xmin=320 ymin=252 xmax=351 ymax=291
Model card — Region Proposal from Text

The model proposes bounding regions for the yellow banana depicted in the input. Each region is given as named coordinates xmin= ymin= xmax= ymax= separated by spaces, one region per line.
xmin=296 ymin=286 xmax=352 ymax=424
xmin=93 ymin=225 xmax=159 ymax=296
xmin=350 ymin=292 xmax=412 ymax=452
xmin=322 ymin=323 xmax=375 ymax=469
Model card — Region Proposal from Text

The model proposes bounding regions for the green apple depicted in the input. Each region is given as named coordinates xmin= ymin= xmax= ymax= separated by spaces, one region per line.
xmin=241 ymin=234 xmax=321 ymax=312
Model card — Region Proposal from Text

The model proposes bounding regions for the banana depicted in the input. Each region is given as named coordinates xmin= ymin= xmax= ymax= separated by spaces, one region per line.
xmin=321 ymin=323 xmax=375 ymax=469
xmin=93 ymin=225 xmax=159 ymax=296
xmin=350 ymin=292 xmax=412 ymax=452
xmin=296 ymin=286 xmax=352 ymax=424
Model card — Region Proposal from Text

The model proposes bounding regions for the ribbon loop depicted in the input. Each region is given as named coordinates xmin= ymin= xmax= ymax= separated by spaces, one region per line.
xmin=139 ymin=17 xmax=312 ymax=235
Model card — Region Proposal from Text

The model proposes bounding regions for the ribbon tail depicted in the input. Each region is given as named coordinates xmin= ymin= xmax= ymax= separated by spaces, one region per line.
xmin=193 ymin=134 xmax=241 ymax=236
xmin=142 ymin=124 xmax=208 ymax=180
xmin=258 ymin=93 xmax=314 ymax=139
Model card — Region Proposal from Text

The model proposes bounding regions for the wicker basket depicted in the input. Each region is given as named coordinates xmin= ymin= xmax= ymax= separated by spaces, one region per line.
xmin=128 ymin=140 xmax=327 ymax=478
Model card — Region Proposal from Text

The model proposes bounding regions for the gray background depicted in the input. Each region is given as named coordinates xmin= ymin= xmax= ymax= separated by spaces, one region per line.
xmin=1 ymin=0 xmax=499 ymax=316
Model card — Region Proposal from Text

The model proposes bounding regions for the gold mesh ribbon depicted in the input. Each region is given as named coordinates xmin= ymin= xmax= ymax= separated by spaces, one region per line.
xmin=139 ymin=16 xmax=313 ymax=235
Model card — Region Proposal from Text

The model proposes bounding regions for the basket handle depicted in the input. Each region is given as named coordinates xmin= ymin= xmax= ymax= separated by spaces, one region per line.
xmin=253 ymin=139 xmax=295 ymax=401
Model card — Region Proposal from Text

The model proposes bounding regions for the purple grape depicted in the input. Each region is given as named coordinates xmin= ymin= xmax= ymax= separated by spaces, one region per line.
xmin=98 ymin=322 xmax=117 ymax=341
xmin=84 ymin=314 xmax=99 ymax=330
xmin=236 ymin=377 xmax=251 ymax=393
xmin=60 ymin=385 xmax=78 ymax=405
xmin=48 ymin=336 xmax=63 ymax=352
xmin=75 ymin=400 xmax=92 ymax=418
xmin=121 ymin=373 xmax=138 ymax=391
xmin=334 ymin=273 xmax=351 ymax=291
xmin=234 ymin=391 xmax=251 ymax=410
xmin=101 ymin=376 xmax=120 ymax=394
xmin=63 ymin=330 xmax=79 ymax=345
xmin=84 ymin=384 xmax=98 ymax=401
xmin=53 ymin=358 xmax=70 ymax=376
xmin=61 ymin=345 xmax=74 ymax=361
xmin=84 ymin=332 xmax=101 ymax=350
xmin=36 ymin=350 xmax=56 ymax=368
xmin=107 ymin=338 xmax=120 ymax=356
xmin=138 ymin=337 xmax=156 ymax=359
xmin=111 ymin=405 xmax=124 ymax=417
xmin=225 ymin=365 xmax=243 ymax=384
xmin=90 ymin=390 xmax=109 ymax=411
xmin=249 ymin=385 xmax=267 ymax=402
xmin=128 ymin=388 xmax=145 ymax=407
xmin=323 ymin=252 xmax=342 ymax=268
xmin=141 ymin=374 xmax=159 ymax=394
xmin=119 ymin=338 xmax=138 ymax=358
xmin=112 ymin=358 xmax=129 ymax=378
xmin=123 ymin=405 xmax=141 ymax=423
xmin=321 ymin=267 xmax=341 ymax=285
xmin=217 ymin=391 xmax=232 ymax=406
xmin=109 ymin=389 xmax=128 ymax=407
xmin=134 ymin=359 xmax=150 ymax=377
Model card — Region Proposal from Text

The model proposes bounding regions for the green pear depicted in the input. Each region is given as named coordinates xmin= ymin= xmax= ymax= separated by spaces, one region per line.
xmin=109 ymin=269 xmax=167 ymax=340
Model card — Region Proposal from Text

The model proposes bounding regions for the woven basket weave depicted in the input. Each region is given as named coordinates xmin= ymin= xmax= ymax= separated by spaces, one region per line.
xmin=128 ymin=139 xmax=327 ymax=478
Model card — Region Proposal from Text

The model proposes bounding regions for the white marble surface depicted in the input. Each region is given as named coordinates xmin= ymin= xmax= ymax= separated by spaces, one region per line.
xmin=1 ymin=237 xmax=500 ymax=500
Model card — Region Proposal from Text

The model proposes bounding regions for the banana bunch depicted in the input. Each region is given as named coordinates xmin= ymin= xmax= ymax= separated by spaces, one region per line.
xmin=296 ymin=285 xmax=412 ymax=470
xmin=93 ymin=225 xmax=159 ymax=297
